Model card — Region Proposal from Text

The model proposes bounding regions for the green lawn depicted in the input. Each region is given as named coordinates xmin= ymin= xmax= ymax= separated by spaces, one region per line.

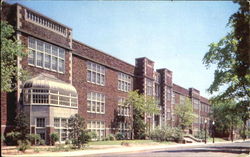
xmin=89 ymin=140 xmax=175 ymax=145
xmin=207 ymin=138 xmax=227 ymax=142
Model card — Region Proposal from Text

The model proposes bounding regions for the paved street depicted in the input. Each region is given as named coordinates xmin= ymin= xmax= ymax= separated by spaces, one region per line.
xmin=93 ymin=141 xmax=250 ymax=157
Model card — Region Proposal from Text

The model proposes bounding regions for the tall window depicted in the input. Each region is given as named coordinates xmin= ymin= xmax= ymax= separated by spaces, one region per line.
xmin=87 ymin=92 xmax=105 ymax=114
xmin=155 ymin=84 xmax=161 ymax=104
xmin=36 ymin=118 xmax=46 ymax=140
xmin=118 ymin=97 xmax=130 ymax=116
xmin=146 ymin=79 xmax=153 ymax=96
xmin=193 ymin=99 xmax=199 ymax=110
xmin=118 ymin=73 xmax=132 ymax=92
xmin=54 ymin=118 xmax=69 ymax=142
xmin=28 ymin=37 xmax=65 ymax=73
xmin=87 ymin=121 xmax=105 ymax=140
xmin=180 ymin=95 xmax=185 ymax=105
xmin=167 ymin=88 xmax=171 ymax=101
xmin=87 ymin=62 xmax=105 ymax=86
xmin=118 ymin=122 xmax=130 ymax=138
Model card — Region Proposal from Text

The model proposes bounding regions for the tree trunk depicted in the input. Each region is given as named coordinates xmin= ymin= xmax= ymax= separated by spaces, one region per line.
xmin=242 ymin=119 xmax=246 ymax=141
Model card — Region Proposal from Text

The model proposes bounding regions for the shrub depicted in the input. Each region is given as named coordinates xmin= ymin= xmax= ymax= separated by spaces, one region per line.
xmin=79 ymin=130 xmax=91 ymax=145
xmin=33 ymin=148 xmax=40 ymax=153
xmin=27 ymin=134 xmax=42 ymax=145
xmin=105 ymin=134 xmax=116 ymax=141
xmin=68 ymin=114 xmax=90 ymax=148
xmin=150 ymin=126 xmax=183 ymax=142
xmin=88 ymin=131 xmax=97 ymax=140
xmin=171 ymin=127 xmax=184 ymax=142
xmin=65 ymin=139 xmax=71 ymax=145
xmin=5 ymin=131 xmax=21 ymax=145
xmin=50 ymin=133 xmax=59 ymax=146
xmin=194 ymin=130 xmax=209 ymax=139
xmin=40 ymin=139 xmax=45 ymax=145
xmin=115 ymin=132 xmax=124 ymax=140
xmin=17 ymin=140 xmax=31 ymax=152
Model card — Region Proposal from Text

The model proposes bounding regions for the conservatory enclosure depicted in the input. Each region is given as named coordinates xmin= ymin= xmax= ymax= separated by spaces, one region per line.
xmin=22 ymin=73 xmax=78 ymax=143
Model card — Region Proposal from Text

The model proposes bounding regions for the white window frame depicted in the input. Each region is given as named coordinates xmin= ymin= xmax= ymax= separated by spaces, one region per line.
xmin=118 ymin=73 xmax=132 ymax=92
xmin=23 ymin=88 xmax=78 ymax=108
xmin=87 ymin=121 xmax=105 ymax=140
xmin=117 ymin=97 xmax=130 ymax=117
xmin=87 ymin=92 xmax=105 ymax=114
xmin=28 ymin=37 xmax=65 ymax=74
xmin=87 ymin=62 xmax=105 ymax=86
xmin=54 ymin=117 xmax=69 ymax=142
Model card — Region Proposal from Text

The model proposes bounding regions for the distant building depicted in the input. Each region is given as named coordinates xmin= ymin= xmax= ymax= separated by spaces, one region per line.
xmin=1 ymin=2 xmax=211 ymax=144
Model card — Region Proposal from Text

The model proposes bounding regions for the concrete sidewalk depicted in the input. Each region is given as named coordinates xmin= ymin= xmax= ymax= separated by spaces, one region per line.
xmin=2 ymin=140 xmax=249 ymax=157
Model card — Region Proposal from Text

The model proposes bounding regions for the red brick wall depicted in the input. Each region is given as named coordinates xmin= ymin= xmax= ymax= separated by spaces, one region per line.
xmin=73 ymin=40 xmax=134 ymax=75
xmin=173 ymin=84 xmax=189 ymax=97
xmin=1 ymin=3 xmax=17 ymax=27
xmin=72 ymin=55 xmax=130 ymax=130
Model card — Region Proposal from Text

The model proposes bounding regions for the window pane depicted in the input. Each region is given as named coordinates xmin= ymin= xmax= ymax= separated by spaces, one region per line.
xmin=52 ymin=46 xmax=58 ymax=56
xmin=54 ymin=118 xmax=60 ymax=127
xmin=87 ymin=100 xmax=91 ymax=111
xmin=29 ymin=37 xmax=36 ymax=49
xmin=45 ymin=54 xmax=51 ymax=69
xmin=52 ymin=56 xmax=58 ymax=71
xmin=28 ymin=50 xmax=36 ymax=65
xmin=37 ymin=40 xmax=44 ymax=51
xmin=37 ymin=118 xmax=45 ymax=127
xmin=87 ymin=71 xmax=91 ymax=82
xmin=92 ymin=102 xmax=96 ymax=112
xmin=59 ymin=48 xmax=65 ymax=58
xmin=37 ymin=52 xmax=43 ymax=67
xmin=58 ymin=59 xmax=64 ymax=72
xmin=92 ymin=72 xmax=96 ymax=83
xmin=45 ymin=43 xmax=51 ymax=54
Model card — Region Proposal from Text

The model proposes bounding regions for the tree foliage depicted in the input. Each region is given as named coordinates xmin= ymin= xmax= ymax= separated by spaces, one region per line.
xmin=1 ymin=21 xmax=28 ymax=92
xmin=68 ymin=114 xmax=90 ymax=148
xmin=125 ymin=90 xmax=160 ymax=139
xmin=202 ymin=1 xmax=249 ymax=101
xmin=5 ymin=111 xmax=29 ymax=145
xmin=202 ymin=0 xmax=249 ymax=139
xmin=174 ymin=98 xmax=196 ymax=131
xmin=211 ymin=100 xmax=243 ymax=140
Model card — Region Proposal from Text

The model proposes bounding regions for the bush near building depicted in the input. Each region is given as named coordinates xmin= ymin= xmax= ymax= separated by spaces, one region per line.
xmin=68 ymin=114 xmax=91 ymax=148
xmin=150 ymin=126 xmax=184 ymax=143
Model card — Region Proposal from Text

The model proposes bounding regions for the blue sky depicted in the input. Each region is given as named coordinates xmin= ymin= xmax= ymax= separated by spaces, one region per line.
xmin=8 ymin=0 xmax=239 ymax=98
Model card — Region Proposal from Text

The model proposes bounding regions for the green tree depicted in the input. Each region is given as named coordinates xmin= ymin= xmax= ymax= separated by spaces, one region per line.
xmin=14 ymin=111 xmax=30 ymax=140
xmin=50 ymin=133 xmax=59 ymax=146
xmin=68 ymin=114 xmax=90 ymax=148
xmin=211 ymin=100 xmax=242 ymax=141
xmin=125 ymin=91 xmax=160 ymax=139
xmin=5 ymin=111 xmax=29 ymax=145
xmin=174 ymin=98 xmax=196 ymax=131
xmin=202 ymin=0 xmax=249 ymax=139
xmin=1 ymin=21 xmax=28 ymax=92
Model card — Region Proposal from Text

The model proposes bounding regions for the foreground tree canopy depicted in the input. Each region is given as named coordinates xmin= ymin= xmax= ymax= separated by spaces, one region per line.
xmin=203 ymin=0 xmax=249 ymax=101
xmin=203 ymin=0 xmax=249 ymax=139
xmin=1 ymin=21 xmax=28 ymax=92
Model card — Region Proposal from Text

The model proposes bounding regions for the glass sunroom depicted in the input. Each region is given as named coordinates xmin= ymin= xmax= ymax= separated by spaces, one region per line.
xmin=22 ymin=73 xmax=78 ymax=144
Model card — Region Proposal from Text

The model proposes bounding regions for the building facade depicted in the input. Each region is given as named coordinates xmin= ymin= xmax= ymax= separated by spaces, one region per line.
xmin=1 ymin=3 xmax=211 ymax=144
